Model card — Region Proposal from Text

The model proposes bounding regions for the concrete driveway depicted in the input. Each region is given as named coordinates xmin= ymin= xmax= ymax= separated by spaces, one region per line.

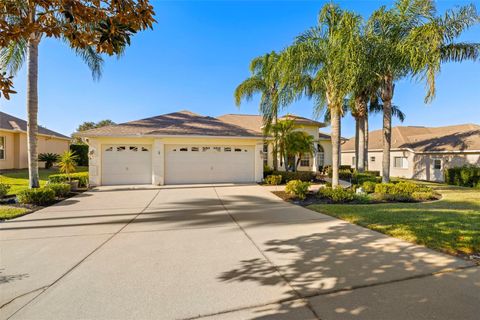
xmin=1 ymin=185 xmax=478 ymax=320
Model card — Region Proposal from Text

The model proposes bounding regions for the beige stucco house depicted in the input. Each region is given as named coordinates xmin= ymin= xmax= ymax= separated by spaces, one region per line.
xmin=341 ymin=124 xmax=480 ymax=182
xmin=0 ymin=111 xmax=70 ymax=170
xmin=77 ymin=110 xmax=332 ymax=186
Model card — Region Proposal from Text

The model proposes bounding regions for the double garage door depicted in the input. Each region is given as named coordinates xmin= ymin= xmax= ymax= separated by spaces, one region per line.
xmin=101 ymin=144 xmax=255 ymax=185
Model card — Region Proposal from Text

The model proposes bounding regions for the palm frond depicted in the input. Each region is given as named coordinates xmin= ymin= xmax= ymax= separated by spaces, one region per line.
xmin=440 ymin=42 xmax=480 ymax=63
xmin=71 ymin=45 xmax=104 ymax=81
xmin=0 ymin=38 xmax=27 ymax=75
xmin=234 ymin=76 xmax=266 ymax=106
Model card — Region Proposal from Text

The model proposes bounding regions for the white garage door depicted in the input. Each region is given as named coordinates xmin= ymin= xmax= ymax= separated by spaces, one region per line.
xmin=102 ymin=145 xmax=152 ymax=185
xmin=165 ymin=145 xmax=255 ymax=184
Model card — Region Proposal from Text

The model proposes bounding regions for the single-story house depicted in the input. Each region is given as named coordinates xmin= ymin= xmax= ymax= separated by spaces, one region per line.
xmin=77 ymin=110 xmax=333 ymax=186
xmin=341 ymin=124 xmax=480 ymax=182
xmin=0 ymin=111 xmax=70 ymax=170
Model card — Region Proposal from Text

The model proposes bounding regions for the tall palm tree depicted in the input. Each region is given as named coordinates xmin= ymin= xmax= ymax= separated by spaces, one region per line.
xmin=0 ymin=4 xmax=104 ymax=188
xmin=368 ymin=0 xmax=479 ymax=182
xmin=280 ymin=4 xmax=360 ymax=186
xmin=1 ymin=38 xmax=102 ymax=188
xmin=235 ymin=51 xmax=290 ymax=170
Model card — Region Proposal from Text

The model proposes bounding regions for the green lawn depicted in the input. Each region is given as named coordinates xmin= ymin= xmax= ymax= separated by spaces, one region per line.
xmin=308 ymin=183 xmax=480 ymax=256
xmin=0 ymin=206 xmax=30 ymax=220
xmin=0 ymin=167 xmax=88 ymax=195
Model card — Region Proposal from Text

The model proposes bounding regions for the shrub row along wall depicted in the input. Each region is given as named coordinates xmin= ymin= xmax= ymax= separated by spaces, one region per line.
xmin=444 ymin=166 xmax=480 ymax=188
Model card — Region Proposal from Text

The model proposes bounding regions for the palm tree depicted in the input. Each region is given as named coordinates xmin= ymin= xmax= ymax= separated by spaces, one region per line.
xmin=281 ymin=4 xmax=360 ymax=186
xmin=287 ymin=131 xmax=315 ymax=171
xmin=0 ymin=0 xmax=154 ymax=188
xmin=235 ymin=52 xmax=293 ymax=170
xmin=367 ymin=0 xmax=479 ymax=182
xmin=1 ymin=37 xmax=102 ymax=188
xmin=270 ymin=119 xmax=296 ymax=172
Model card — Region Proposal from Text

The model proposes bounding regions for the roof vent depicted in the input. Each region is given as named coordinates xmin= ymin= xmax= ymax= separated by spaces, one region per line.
xmin=9 ymin=121 xmax=21 ymax=130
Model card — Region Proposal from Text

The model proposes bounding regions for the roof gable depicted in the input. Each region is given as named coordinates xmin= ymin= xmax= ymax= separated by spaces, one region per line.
xmin=0 ymin=111 xmax=69 ymax=139
xmin=76 ymin=110 xmax=263 ymax=138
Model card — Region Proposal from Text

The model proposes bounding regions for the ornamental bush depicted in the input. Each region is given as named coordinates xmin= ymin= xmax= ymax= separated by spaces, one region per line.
xmin=46 ymin=183 xmax=71 ymax=197
xmin=70 ymin=144 xmax=89 ymax=166
xmin=362 ymin=181 xmax=377 ymax=194
xmin=285 ymin=180 xmax=311 ymax=200
xmin=17 ymin=188 xmax=55 ymax=205
xmin=318 ymin=186 xmax=356 ymax=203
xmin=0 ymin=182 xmax=11 ymax=198
xmin=271 ymin=171 xmax=315 ymax=183
xmin=264 ymin=175 xmax=282 ymax=185
xmin=48 ymin=172 xmax=89 ymax=187
xmin=444 ymin=166 xmax=480 ymax=187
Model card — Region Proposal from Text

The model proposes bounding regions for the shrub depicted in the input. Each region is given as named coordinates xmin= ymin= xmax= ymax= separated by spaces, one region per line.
xmin=58 ymin=150 xmax=79 ymax=177
xmin=70 ymin=144 xmax=89 ymax=166
xmin=263 ymin=165 xmax=274 ymax=177
xmin=46 ymin=183 xmax=71 ymax=197
xmin=17 ymin=188 xmax=56 ymax=205
xmin=49 ymin=172 xmax=89 ymax=187
xmin=362 ymin=181 xmax=377 ymax=193
xmin=318 ymin=186 xmax=355 ymax=203
xmin=264 ymin=175 xmax=282 ymax=185
xmin=391 ymin=182 xmax=419 ymax=195
xmin=0 ymin=182 xmax=11 ymax=198
xmin=353 ymin=173 xmax=378 ymax=184
xmin=374 ymin=183 xmax=396 ymax=194
xmin=412 ymin=191 xmax=438 ymax=201
xmin=272 ymin=171 xmax=315 ymax=183
xmin=285 ymin=180 xmax=311 ymax=200
xmin=365 ymin=170 xmax=380 ymax=177
xmin=444 ymin=166 xmax=480 ymax=187
xmin=38 ymin=153 xmax=59 ymax=169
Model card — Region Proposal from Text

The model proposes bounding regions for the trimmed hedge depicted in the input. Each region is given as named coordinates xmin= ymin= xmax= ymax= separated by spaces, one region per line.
xmin=444 ymin=166 xmax=480 ymax=188
xmin=70 ymin=144 xmax=89 ymax=166
xmin=46 ymin=183 xmax=71 ymax=197
xmin=49 ymin=172 xmax=89 ymax=187
xmin=17 ymin=188 xmax=56 ymax=205
xmin=271 ymin=171 xmax=315 ymax=183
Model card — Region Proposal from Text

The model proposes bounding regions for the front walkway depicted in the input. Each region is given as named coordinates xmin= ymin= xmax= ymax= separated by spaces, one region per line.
xmin=1 ymin=185 xmax=478 ymax=319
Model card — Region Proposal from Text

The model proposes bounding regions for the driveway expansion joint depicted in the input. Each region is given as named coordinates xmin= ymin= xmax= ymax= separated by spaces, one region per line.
xmin=4 ymin=189 xmax=162 ymax=319
xmin=212 ymin=187 xmax=322 ymax=320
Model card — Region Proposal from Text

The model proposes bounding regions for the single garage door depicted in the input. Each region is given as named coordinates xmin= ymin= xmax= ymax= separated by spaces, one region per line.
xmin=165 ymin=145 xmax=255 ymax=184
xmin=102 ymin=144 xmax=152 ymax=185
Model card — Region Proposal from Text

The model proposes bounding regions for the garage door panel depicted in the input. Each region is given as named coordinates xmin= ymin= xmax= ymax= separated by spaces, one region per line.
xmin=165 ymin=145 xmax=255 ymax=184
xmin=102 ymin=144 xmax=152 ymax=185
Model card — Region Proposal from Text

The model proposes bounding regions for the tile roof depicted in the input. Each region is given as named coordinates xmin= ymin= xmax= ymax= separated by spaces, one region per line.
xmin=76 ymin=110 xmax=263 ymax=138
xmin=0 ymin=111 xmax=70 ymax=139
xmin=342 ymin=124 xmax=480 ymax=152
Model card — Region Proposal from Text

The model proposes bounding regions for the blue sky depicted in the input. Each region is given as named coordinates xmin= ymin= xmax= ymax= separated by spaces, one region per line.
xmin=1 ymin=0 xmax=479 ymax=138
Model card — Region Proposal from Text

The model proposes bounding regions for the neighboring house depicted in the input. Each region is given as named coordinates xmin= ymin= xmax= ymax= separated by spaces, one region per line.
xmin=341 ymin=124 xmax=480 ymax=182
xmin=77 ymin=110 xmax=333 ymax=186
xmin=0 ymin=111 xmax=70 ymax=170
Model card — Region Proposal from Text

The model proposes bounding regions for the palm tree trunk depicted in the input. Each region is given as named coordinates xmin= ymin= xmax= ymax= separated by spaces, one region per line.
xmin=330 ymin=106 xmax=341 ymax=187
xmin=355 ymin=117 xmax=360 ymax=170
xmin=364 ymin=114 xmax=369 ymax=170
xmin=27 ymin=35 xmax=40 ymax=188
xmin=358 ymin=115 xmax=365 ymax=173
xmin=381 ymin=75 xmax=394 ymax=183
xmin=273 ymin=115 xmax=278 ymax=171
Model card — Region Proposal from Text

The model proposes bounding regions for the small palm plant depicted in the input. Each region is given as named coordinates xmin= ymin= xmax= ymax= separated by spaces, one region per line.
xmin=58 ymin=151 xmax=79 ymax=182
xmin=38 ymin=153 xmax=59 ymax=169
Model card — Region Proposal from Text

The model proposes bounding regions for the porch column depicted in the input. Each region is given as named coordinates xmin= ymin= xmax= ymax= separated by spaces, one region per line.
xmin=152 ymin=139 xmax=165 ymax=185
xmin=255 ymin=142 xmax=264 ymax=182
xmin=87 ymin=138 xmax=101 ymax=186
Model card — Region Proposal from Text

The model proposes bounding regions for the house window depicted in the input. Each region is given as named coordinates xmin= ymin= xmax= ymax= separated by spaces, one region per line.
xmin=213 ymin=147 xmax=221 ymax=152
xmin=433 ymin=159 xmax=442 ymax=170
xmin=317 ymin=144 xmax=324 ymax=167
xmin=141 ymin=147 xmax=149 ymax=152
xmin=234 ymin=148 xmax=242 ymax=152
xmin=105 ymin=146 xmax=113 ymax=152
xmin=352 ymin=156 xmax=356 ymax=166
xmin=263 ymin=142 xmax=268 ymax=153
xmin=300 ymin=154 xmax=310 ymax=167
xmin=394 ymin=157 xmax=408 ymax=169
xmin=129 ymin=146 xmax=138 ymax=152
xmin=370 ymin=156 xmax=375 ymax=162
xmin=0 ymin=136 xmax=5 ymax=160
xmin=224 ymin=147 xmax=231 ymax=152
xmin=202 ymin=147 xmax=210 ymax=152
xmin=116 ymin=146 xmax=126 ymax=152
xmin=191 ymin=147 xmax=199 ymax=152
xmin=179 ymin=147 xmax=188 ymax=152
